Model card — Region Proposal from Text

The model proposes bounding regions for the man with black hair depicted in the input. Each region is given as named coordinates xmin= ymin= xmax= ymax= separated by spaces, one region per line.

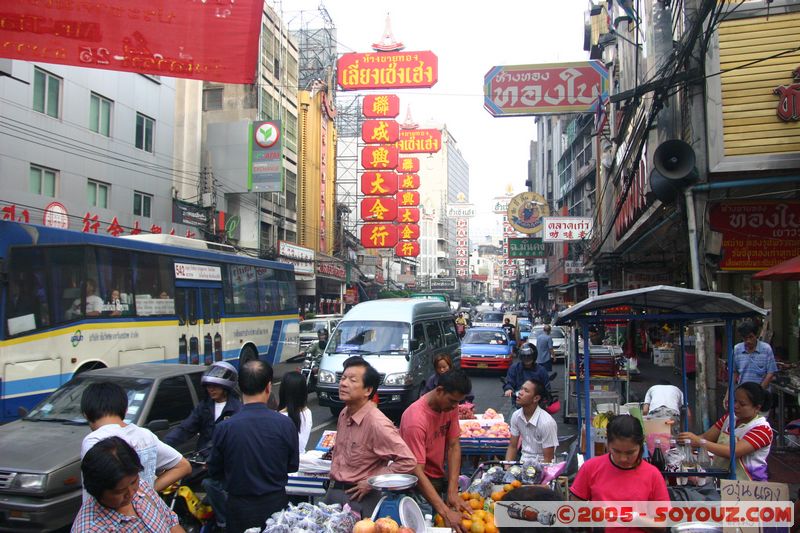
xmin=503 ymin=343 xmax=550 ymax=408
xmin=80 ymin=382 xmax=191 ymax=494
xmin=73 ymin=437 xmax=184 ymax=532
xmin=400 ymin=370 xmax=473 ymax=533
xmin=733 ymin=322 xmax=777 ymax=388
xmin=324 ymin=356 xmax=416 ymax=517
xmin=207 ymin=360 xmax=299 ymax=533
xmin=505 ymin=379 xmax=559 ymax=463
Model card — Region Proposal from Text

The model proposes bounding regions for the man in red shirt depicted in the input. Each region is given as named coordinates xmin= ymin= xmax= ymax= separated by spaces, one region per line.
xmin=400 ymin=370 xmax=473 ymax=533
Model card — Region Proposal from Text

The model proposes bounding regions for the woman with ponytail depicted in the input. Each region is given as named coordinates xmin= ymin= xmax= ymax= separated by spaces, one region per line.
xmin=278 ymin=371 xmax=313 ymax=453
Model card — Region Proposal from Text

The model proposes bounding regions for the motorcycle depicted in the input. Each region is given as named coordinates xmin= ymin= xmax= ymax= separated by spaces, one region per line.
xmin=161 ymin=451 xmax=215 ymax=533
xmin=300 ymin=350 xmax=319 ymax=392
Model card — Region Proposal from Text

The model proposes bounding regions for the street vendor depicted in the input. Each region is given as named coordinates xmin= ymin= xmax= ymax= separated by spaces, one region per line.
xmin=678 ymin=382 xmax=773 ymax=481
xmin=400 ymin=369 xmax=473 ymax=533
xmin=505 ymin=379 xmax=559 ymax=463
xmin=324 ymin=356 xmax=417 ymax=517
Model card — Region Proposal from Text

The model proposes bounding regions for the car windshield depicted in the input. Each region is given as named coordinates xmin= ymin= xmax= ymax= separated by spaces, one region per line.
xmin=463 ymin=330 xmax=508 ymax=345
xmin=534 ymin=326 xmax=566 ymax=338
xmin=25 ymin=376 xmax=154 ymax=424
xmin=327 ymin=321 xmax=409 ymax=355
xmin=300 ymin=321 xmax=328 ymax=333
xmin=479 ymin=313 xmax=504 ymax=323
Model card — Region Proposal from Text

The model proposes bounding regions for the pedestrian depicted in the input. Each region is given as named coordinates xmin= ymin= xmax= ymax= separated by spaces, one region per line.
xmin=503 ymin=343 xmax=550 ymax=410
xmin=80 ymin=382 xmax=191 ymax=494
xmin=535 ymin=324 xmax=554 ymax=372
xmin=400 ymin=369 xmax=473 ymax=532
xmin=502 ymin=317 xmax=516 ymax=342
xmin=73 ymin=437 xmax=184 ymax=533
xmin=278 ymin=370 xmax=313 ymax=453
xmin=323 ymin=356 xmax=416 ymax=518
xmin=207 ymin=360 xmax=299 ymax=533
xmin=505 ymin=379 xmax=559 ymax=463
xmin=733 ymin=322 xmax=778 ymax=388
xmin=642 ymin=379 xmax=684 ymax=418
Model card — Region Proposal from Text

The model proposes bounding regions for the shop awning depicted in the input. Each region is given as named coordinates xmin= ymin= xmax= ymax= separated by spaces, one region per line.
xmin=752 ymin=255 xmax=800 ymax=281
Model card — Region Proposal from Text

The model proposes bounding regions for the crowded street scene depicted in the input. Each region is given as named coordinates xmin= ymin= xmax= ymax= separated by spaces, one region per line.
xmin=1 ymin=0 xmax=800 ymax=531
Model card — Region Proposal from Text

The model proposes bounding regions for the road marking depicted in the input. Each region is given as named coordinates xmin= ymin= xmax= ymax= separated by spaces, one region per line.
xmin=311 ymin=417 xmax=336 ymax=432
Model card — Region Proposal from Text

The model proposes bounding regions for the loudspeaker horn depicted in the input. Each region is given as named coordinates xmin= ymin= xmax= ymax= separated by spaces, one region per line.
xmin=653 ymin=140 xmax=697 ymax=183
xmin=649 ymin=169 xmax=682 ymax=204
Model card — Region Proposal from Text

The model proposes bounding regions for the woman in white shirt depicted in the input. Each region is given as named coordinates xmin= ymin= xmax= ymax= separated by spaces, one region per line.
xmin=278 ymin=371 xmax=312 ymax=453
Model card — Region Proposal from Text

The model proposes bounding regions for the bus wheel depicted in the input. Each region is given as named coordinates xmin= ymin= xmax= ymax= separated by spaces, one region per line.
xmin=239 ymin=345 xmax=259 ymax=366
xmin=75 ymin=361 xmax=106 ymax=375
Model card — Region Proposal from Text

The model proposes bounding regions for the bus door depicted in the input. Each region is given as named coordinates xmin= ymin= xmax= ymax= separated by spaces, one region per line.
xmin=174 ymin=282 xmax=224 ymax=366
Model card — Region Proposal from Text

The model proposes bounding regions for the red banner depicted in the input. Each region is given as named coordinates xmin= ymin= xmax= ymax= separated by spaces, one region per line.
xmin=361 ymin=120 xmax=400 ymax=144
xmin=397 ymin=207 xmax=420 ymax=223
xmin=361 ymin=224 xmax=399 ymax=248
xmin=709 ymin=201 xmax=800 ymax=270
xmin=398 ymin=173 xmax=421 ymax=190
xmin=396 ymin=191 xmax=420 ymax=207
xmin=363 ymin=94 xmax=400 ymax=118
xmin=398 ymin=223 xmax=420 ymax=240
xmin=397 ymin=157 xmax=420 ymax=173
xmin=361 ymin=145 xmax=399 ymax=170
xmin=337 ymin=51 xmax=438 ymax=90
xmin=397 ymin=129 xmax=442 ymax=153
xmin=360 ymin=197 xmax=398 ymax=222
xmin=395 ymin=240 xmax=421 ymax=257
xmin=360 ymin=172 xmax=398 ymax=196
xmin=0 ymin=0 xmax=263 ymax=83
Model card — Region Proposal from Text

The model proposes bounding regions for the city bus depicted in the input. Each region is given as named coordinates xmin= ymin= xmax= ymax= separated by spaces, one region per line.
xmin=0 ymin=220 xmax=299 ymax=422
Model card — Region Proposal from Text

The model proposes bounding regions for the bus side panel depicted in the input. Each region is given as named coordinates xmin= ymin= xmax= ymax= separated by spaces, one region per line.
xmin=275 ymin=318 xmax=299 ymax=364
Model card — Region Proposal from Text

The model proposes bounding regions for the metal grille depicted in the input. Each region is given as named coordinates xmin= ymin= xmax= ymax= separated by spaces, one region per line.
xmin=0 ymin=472 xmax=16 ymax=489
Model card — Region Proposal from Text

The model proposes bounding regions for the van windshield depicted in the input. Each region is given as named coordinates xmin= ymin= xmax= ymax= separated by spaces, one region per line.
xmin=327 ymin=321 xmax=409 ymax=355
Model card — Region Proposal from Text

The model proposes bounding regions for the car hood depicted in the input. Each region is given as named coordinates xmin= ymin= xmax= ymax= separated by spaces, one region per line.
xmin=0 ymin=420 xmax=89 ymax=474
xmin=461 ymin=343 xmax=512 ymax=356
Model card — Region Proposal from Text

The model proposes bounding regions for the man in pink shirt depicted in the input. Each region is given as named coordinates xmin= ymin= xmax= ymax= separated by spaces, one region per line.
xmin=324 ymin=357 xmax=416 ymax=517
xmin=400 ymin=370 xmax=473 ymax=533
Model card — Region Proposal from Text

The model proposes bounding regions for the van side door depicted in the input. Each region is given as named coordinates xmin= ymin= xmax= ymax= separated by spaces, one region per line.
xmin=440 ymin=318 xmax=461 ymax=366
xmin=422 ymin=321 xmax=446 ymax=380
xmin=410 ymin=322 xmax=428 ymax=388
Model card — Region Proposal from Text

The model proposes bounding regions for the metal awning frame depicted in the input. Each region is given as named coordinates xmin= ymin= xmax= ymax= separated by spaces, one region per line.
xmin=555 ymin=285 xmax=767 ymax=480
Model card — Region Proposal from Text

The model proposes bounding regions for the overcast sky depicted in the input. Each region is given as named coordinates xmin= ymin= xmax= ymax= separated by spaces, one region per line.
xmin=280 ymin=0 xmax=588 ymax=240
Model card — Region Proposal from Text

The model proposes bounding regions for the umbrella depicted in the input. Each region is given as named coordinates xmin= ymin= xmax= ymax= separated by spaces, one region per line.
xmin=752 ymin=255 xmax=800 ymax=281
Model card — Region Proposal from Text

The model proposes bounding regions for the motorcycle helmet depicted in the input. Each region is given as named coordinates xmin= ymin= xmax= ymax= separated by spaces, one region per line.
xmin=318 ymin=328 xmax=329 ymax=349
xmin=518 ymin=342 xmax=537 ymax=361
xmin=201 ymin=361 xmax=238 ymax=391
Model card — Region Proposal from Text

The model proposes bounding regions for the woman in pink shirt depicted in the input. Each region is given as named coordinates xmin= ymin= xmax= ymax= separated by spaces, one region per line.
xmin=570 ymin=414 xmax=669 ymax=532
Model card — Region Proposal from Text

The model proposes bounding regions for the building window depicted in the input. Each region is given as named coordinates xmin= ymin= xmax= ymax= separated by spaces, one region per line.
xmin=87 ymin=180 xmax=109 ymax=208
xmin=133 ymin=191 xmax=152 ymax=217
xmin=33 ymin=67 xmax=61 ymax=118
xmin=135 ymin=113 xmax=154 ymax=153
xmin=203 ymin=88 xmax=223 ymax=111
xmin=29 ymin=164 xmax=57 ymax=197
xmin=89 ymin=93 xmax=112 ymax=136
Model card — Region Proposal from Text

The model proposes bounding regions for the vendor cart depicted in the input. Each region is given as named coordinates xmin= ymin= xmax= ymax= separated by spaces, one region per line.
xmin=556 ymin=285 xmax=767 ymax=480
xmin=562 ymin=342 xmax=629 ymax=424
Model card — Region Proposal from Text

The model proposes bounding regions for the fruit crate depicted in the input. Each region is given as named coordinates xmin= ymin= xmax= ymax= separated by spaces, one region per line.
xmin=460 ymin=437 xmax=510 ymax=456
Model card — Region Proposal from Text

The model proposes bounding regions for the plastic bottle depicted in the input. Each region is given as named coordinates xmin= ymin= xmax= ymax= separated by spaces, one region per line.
xmin=695 ymin=440 xmax=712 ymax=486
xmin=677 ymin=439 xmax=695 ymax=486
xmin=650 ymin=439 xmax=666 ymax=472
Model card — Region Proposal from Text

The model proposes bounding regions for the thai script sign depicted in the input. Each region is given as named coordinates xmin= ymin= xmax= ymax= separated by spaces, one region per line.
xmin=446 ymin=204 xmax=476 ymax=218
xmin=360 ymin=172 xmax=398 ymax=196
xmin=360 ymin=224 xmax=399 ymax=248
xmin=397 ymin=128 xmax=442 ymax=153
xmin=773 ymin=65 xmax=800 ymax=121
xmin=361 ymin=120 xmax=400 ymax=144
xmin=507 ymin=192 xmax=550 ymax=235
xmin=430 ymin=278 xmax=457 ymax=291
xmin=175 ymin=263 xmax=222 ymax=281
xmin=710 ymin=201 xmax=800 ymax=270
xmin=493 ymin=195 xmax=514 ymax=214
xmin=361 ymin=145 xmax=398 ymax=170
xmin=337 ymin=51 xmax=438 ymax=90
xmin=360 ymin=197 xmax=397 ymax=222
xmin=363 ymin=94 xmax=400 ymax=118
xmin=398 ymin=157 xmax=420 ymax=173
xmin=278 ymin=241 xmax=315 ymax=276
xmin=564 ymin=260 xmax=585 ymax=274
xmin=357 ymin=254 xmax=382 ymax=266
xmin=542 ymin=217 xmax=593 ymax=242
xmin=249 ymin=121 xmax=283 ymax=193
xmin=316 ymin=262 xmax=347 ymax=281
xmin=0 ymin=0 xmax=264 ymax=83
xmin=484 ymin=61 xmax=608 ymax=116
xmin=508 ymin=238 xmax=545 ymax=258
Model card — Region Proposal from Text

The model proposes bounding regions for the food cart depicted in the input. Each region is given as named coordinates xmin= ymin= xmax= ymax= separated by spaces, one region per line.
xmin=555 ymin=285 xmax=767 ymax=480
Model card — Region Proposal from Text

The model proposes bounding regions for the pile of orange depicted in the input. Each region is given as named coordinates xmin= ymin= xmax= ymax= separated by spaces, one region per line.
xmin=490 ymin=479 xmax=522 ymax=502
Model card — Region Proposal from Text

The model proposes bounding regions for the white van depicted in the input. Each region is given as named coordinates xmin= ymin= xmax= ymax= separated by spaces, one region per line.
xmin=316 ymin=299 xmax=461 ymax=415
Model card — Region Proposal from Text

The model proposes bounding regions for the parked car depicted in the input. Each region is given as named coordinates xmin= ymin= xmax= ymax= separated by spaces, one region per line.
xmin=0 ymin=363 xmax=207 ymax=532
xmin=298 ymin=315 xmax=342 ymax=353
xmin=532 ymin=325 xmax=567 ymax=361
xmin=459 ymin=327 xmax=516 ymax=372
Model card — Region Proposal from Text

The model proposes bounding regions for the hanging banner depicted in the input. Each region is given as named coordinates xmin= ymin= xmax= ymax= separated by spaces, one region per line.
xmin=361 ymin=120 xmax=400 ymax=144
xmin=506 ymin=192 xmax=550 ymax=235
xmin=397 ymin=128 xmax=442 ymax=153
xmin=361 ymin=224 xmax=399 ymax=248
xmin=395 ymin=240 xmax=421 ymax=257
xmin=542 ymin=216 xmax=593 ymax=242
xmin=337 ymin=51 xmax=438 ymax=90
xmin=398 ymin=223 xmax=421 ymax=240
xmin=360 ymin=172 xmax=398 ymax=196
xmin=397 ymin=157 xmax=420 ymax=173
xmin=397 ymin=207 xmax=420 ymax=223
xmin=362 ymin=94 xmax=401 ymax=118
xmin=398 ymin=173 xmax=421 ymax=190
xmin=361 ymin=145 xmax=399 ymax=170
xmin=249 ymin=121 xmax=283 ymax=193
xmin=360 ymin=197 xmax=398 ymax=222
xmin=0 ymin=0 xmax=264 ymax=83
xmin=396 ymin=190 xmax=420 ymax=207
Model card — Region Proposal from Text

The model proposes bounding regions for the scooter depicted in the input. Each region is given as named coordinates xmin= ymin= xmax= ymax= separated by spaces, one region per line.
xmin=299 ymin=350 xmax=319 ymax=392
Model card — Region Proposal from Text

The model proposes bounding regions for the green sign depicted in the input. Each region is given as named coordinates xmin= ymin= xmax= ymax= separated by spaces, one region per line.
xmin=508 ymin=237 xmax=545 ymax=258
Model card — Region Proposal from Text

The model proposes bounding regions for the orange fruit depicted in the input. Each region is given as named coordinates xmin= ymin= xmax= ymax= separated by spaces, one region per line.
xmin=434 ymin=514 xmax=444 ymax=527
xmin=462 ymin=518 xmax=473 ymax=529
xmin=485 ymin=522 xmax=498 ymax=533
xmin=503 ymin=483 xmax=514 ymax=492
xmin=511 ymin=480 xmax=522 ymax=488
xmin=473 ymin=510 xmax=487 ymax=521
xmin=461 ymin=492 xmax=471 ymax=501
xmin=469 ymin=498 xmax=482 ymax=510
xmin=471 ymin=520 xmax=486 ymax=533
xmin=491 ymin=491 xmax=506 ymax=502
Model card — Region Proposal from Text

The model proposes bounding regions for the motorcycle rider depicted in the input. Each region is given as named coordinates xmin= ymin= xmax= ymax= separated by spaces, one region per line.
xmin=306 ymin=328 xmax=329 ymax=365
xmin=163 ymin=361 xmax=241 ymax=532
xmin=503 ymin=343 xmax=551 ymax=409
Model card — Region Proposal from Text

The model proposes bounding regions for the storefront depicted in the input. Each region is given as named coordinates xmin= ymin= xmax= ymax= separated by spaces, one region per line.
xmin=277 ymin=241 xmax=315 ymax=312
xmin=315 ymin=254 xmax=347 ymax=314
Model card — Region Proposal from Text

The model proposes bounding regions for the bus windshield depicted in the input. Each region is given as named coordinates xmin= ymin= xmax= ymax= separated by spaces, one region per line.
xmin=327 ymin=321 xmax=409 ymax=355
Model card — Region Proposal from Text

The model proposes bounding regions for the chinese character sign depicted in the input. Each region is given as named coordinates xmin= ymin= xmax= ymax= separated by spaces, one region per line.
xmin=398 ymin=173 xmax=421 ymax=190
xmin=361 ymin=120 xmax=400 ymax=144
xmin=398 ymin=223 xmax=420 ymax=240
xmin=542 ymin=217 xmax=593 ymax=242
xmin=360 ymin=224 xmax=399 ymax=248
xmin=395 ymin=240 xmax=420 ymax=257
xmin=363 ymin=94 xmax=401 ymax=118
xmin=397 ymin=157 xmax=420 ymax=173
xmin=397 ymin=128 xmax=442 ymax=153
xmin=455 ymin=217 xmax=470 ymax=277
xmin=337 ymin=51 xmax=438 ymax=90
xmin=360 ymin=172 xmax=398 ymax=196
xmin=360 ymin=197 xmax=398 ymax=222
xmin=396 ymin=190 xmax=420 ymax=207
xmin=361 ymin=145 xmax=399 ymax=170
xmin=397 ymin=207 xmax=420 ymax=223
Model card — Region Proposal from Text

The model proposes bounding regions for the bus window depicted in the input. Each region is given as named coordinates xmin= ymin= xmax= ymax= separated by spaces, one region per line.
xmin=256 ymin=267 xmax=279 ymax=313
xmin=227 ymin=265 xmax=259 ymax=314
xmin=95 ymin=248 xmax=133 ymax=317
xmin=175 ymin=289 xmax=186 ymax=325
xmin=276 ymin=269 xmax=297 ymax=314
xmin=5 ymin=248 xmax=50 ymax=336
xmin=188 ymin=289 xmax=198 ymax=325
xmin=48 ymin=246 xmax=88 ymax=323
xmin=135 ymin=253 xmax=175 ymax=316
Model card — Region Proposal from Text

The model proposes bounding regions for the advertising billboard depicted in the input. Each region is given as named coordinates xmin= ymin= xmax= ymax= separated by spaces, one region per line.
xmin=337 ymin=51 xmax=438 ymax=90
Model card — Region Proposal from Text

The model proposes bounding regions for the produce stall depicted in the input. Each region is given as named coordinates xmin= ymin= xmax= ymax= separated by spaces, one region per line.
xmin=458 ymin=406 xmax=510 ymax=458
xmin=555 ymin=285 xmax=767 ymax=481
